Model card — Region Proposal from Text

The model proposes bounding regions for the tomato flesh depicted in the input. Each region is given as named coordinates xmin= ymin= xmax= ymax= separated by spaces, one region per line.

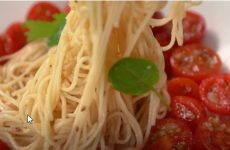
xmin=183 ymin=11 xmax=206 ymax=44
xmin=167 ymin=77 xmax=199 ymax=98
xmin=144 ymin=118 xmax=193 ymax=150
xmin=194 ymin=116 xmax=230 ymax=150
xmin=170 ymin=44 xmax=222 ymax=82
xmin=171 ymin=96 xmax=206 ymax=127
xmin=27 ymin=2 xmax=60 ymax=21
xmin=200 ymin=74 xmax=230 ymax=115
xmin=4 ymin=23 xmax=27 ymax=54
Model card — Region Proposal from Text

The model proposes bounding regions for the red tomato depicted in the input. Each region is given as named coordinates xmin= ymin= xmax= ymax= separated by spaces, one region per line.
xmin=164 ymin=50 xmax=173 ymax=78
xmin=170 ymin=44 xmax=222 ymax=82
xmin=183 ymin=11 xmax=206 ymax=44
xmin=167 ymin=77 xmax=199 ymax=98
xmin=152 ymin=12 xmax=165 ymax=34
xmin=64 ymin=3 xmax=71 ymax=14
xmin=199 ymin=74 xmax=230 ymax=115
xmin=152 ymin=11 xmax=171 ymax=47
xmin=27 ymin=2 xmax=60 ymax=21
xmin=144 ymin=118 xmax=193 ymax=150
xmin=170 ymin=96 xmax=206 ymax=127
xmin=0 ymin=140 xmax=10 ymax=150
xmin=151 ymin=12 xmax=174 ymax=76
xmin=4 ymin=23 xmax=27 ymax=54
xmin=0 ymin=36 xmax=5 ymax=55
xmin=193 ymin=116 xmax=230 ymax=150
xmin=0 ymin=36 xmax=7 ymax=64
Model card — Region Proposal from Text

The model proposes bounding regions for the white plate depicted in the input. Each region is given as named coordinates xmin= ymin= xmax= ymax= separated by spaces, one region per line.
xmin=193 ymin=1 xmax=230 ymax=71
xmin=0 ymin=1 xmax=229 ymax=70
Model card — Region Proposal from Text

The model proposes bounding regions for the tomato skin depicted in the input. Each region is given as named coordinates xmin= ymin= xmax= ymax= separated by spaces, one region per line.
xmin=164 ymin=50 xmax=173 ymax=78
xmin=64 ymin=3 xmax=71 ymax=14
xmin=199 ymin=74 xmax=230 ymax=115
xmin=193 ymin=117 xmax=230 ymax=150
xmin=144 ymin=118 xmax=193 ymax=150
xmin=152 ymin=11 xmax=171 ymax=47
xmin=170 ymin=44 xmax=222 ymax=82
xmin=167 ymin=77 xmax=199 ymax=98
xmin=151 ymin=12 xmax=174 ymax=76
xmin=27 ymin=2 xmax=60 ymax=21
xmin=0 ymin=36 xmax=7 ymax=65
xmin=0 ymin=36 xmax=5 ymax=56
xmin=152 ymin=12 xmax=165 ymax=35
xmin=0 ymin=140 xmax=10 ymax=150
xmin=4 ymin=23 xmax=27 ymax=54
xmin=171 ymin=96 xmax=206 ymax=128
xmin=183 ymin=11 xmax=206 ymax=44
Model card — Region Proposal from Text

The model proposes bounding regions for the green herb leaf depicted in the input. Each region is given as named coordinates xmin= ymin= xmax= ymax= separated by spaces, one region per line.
xmin=23 ymin=13 xmax=66 ymax=46
xmin=47 ymin=23 xmax=65 ymax=47
xmin=108 ymin=57 xmax=159 ymax=96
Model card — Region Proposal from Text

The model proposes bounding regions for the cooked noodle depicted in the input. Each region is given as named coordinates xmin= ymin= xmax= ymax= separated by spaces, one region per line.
xmin=0 ymin=1 xmax=197 ymax=150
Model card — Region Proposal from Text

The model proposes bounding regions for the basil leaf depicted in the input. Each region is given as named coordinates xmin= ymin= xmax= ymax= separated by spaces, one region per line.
xmin=24 ymin=13 xmax=66 ymax=46
xmin=23 ymin=21 xmax=54 ymax=42
xmin=47 ymin=22 xmax=65 ymax=46
xmin=108 ymin=57 xmax=159 ymax=96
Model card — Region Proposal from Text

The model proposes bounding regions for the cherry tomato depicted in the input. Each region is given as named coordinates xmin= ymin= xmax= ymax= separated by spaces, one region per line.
xmin=152 ymin=11 xmax=172 ymax=47
xmin=27 ymin=2 xmax=60 ymax=21
xmin=151 ymin=12 xmax=174 ymax=76
xmin=199 ymin=74 xmax=230 ymax=115
xmin=0 ymin=140 xmax=10 ymax=150
xmin=0 ymin=36 xmax=7 ymax=64
xmin=152 ymin=11 xmax=171 ymax=46
xmin=170 ymin=44 xmax=222 ymax=82
xmin=4 ymin=23 xmax=27 ymax=54
xmin=171 ymin=96 xmax=206 ymax=127
xmin=193 ymin=116 xmax=230 ymax=150
xmin=152 ymin=12 xmax=165 ymax=34
xmin=183 ymin=11 xmax=206 ymax=44
xmin=0 ymin=36 xmax=5 ymax=55
xmin=153 ymin=11 xmax=164 ymax=20
xmin=64 ymin=3 xmax=71 ymax=14
xmin=144 ymin=118 xmax=193 ymax=150
xmin=164 ymin=50 xmax=173 ymax=78
xmin=167 ymin=77 xmax=199 ymax=98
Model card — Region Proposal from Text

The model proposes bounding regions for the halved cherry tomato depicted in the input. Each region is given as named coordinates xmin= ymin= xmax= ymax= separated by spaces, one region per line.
xmin=193 ymin=116 xmax=230 ymax=150
xmin=199 ymin=74 xmax=230 ymax=115
xmin=144 ymin=118 xmax=193 ymax=150
xmin=167 ymin=77 xmax=199 ymax=98
xmin=170 ymin=44 xmax=222 ymax=82
xmin=183 ymin=11 xmax=206 ymax=44
xmin=4 ymin=23 xmax=27 ymax=54
xmin=27 ymin=2 xmax=60 ymax=21
xmin=171 ymin=96 xmax=206 ymax=127
xmin=0 ymin=140 xmax=10 ymax=150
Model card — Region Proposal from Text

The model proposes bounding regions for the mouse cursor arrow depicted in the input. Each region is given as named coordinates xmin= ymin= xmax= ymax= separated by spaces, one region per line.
xmin=27 ymin=114 xmax=33 ymax=124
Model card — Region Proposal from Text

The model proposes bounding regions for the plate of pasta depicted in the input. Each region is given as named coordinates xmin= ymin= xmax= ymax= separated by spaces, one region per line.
xmin=0 ymin=1 xmax=229 ymax=150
